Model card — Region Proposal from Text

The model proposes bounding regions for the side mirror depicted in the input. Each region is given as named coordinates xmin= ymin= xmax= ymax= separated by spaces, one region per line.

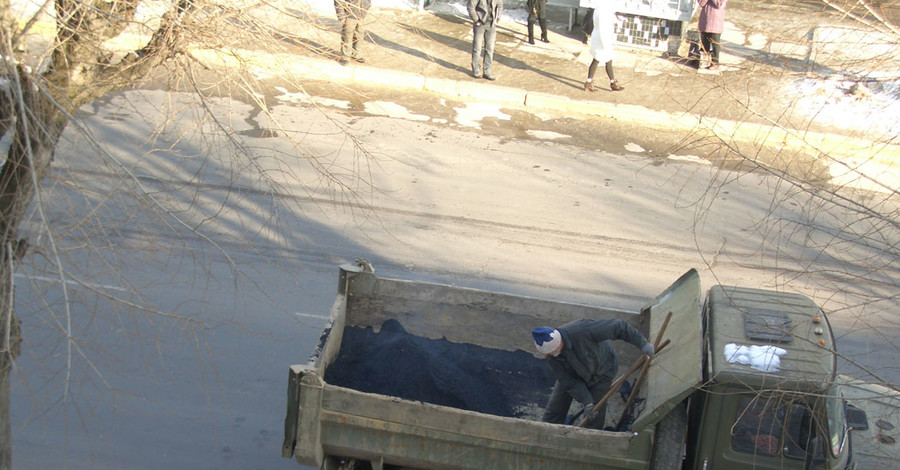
xmin=845 ymin=402 xmax=869 ymax=431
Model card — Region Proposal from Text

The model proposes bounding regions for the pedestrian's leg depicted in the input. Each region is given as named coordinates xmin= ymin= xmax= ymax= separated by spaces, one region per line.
xmin=339 ymin=20 xmax=354 ymax=63
xmin=539 ymin=14 xmax=549 ymax=42
xmin=606 ymin=60 xmax=624 ymax=91
xmin=471 ymin=23 xmax=484 ymax=77
xmin=699 ymin=32 xmax=712 ymax=66
xmin=527 ymin=5 xmax=536 ymax=45
xmin=482 ymin=25 xmax=497 ymax=79
xmin=708 ymin=32 xmax=721 ymax=67
xmin=585 ymin=58 xmax=599 ymax=91
xmin=541 ymin=382 xmax=573 ymax=424
xmin=351 ymin=20 xmax=366 ymax=62
xmin=586 ymin=378 xmax=614 ymax=430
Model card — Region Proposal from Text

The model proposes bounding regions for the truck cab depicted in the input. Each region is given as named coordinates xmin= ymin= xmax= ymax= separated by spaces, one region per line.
xmin=684 ymin=285 xmax=864 ymax=470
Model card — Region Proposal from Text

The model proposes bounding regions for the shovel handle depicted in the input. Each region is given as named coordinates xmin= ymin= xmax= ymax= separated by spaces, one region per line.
xmin=577 ymin=337 xmax=671 ymax=427
xmin=614 ymin=311 xmax=673 ymax=430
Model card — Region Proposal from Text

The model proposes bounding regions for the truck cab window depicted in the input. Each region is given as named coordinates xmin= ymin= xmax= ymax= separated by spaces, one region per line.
xmin=731 ymin=396 xmax=785 ymax=456
xmin=783 ymin=402 xmax=824 ymax=461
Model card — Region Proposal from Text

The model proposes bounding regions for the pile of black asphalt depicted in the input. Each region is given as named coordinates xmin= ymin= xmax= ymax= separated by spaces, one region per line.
xmin=324 ymin=319 xmax=556 ymax=418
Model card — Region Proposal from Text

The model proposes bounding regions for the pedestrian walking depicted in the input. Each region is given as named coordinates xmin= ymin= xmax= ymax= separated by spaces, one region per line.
xmin=467 ymin=0 xmax=503 ymax=80
xmin=527 ymin=0 xmax=549 ymax=45
xmin=532 ymin=321 xmax=654 ymax=430
xmin=584 ymin=1 xmax=623 ymax=92
xmin=698 ymin=0 xmax=727 ymax=70
xmin=334 ymin=0 xmax=371 ymax=65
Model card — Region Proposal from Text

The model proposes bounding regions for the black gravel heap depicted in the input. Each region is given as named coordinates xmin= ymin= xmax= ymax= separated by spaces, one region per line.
xmin=324 ymin=319 xmax=555 ymax=418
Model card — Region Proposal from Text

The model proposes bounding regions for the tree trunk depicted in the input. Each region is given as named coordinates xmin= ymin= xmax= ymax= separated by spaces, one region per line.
xmin=0 ymin=67 xmax=68 ymax=470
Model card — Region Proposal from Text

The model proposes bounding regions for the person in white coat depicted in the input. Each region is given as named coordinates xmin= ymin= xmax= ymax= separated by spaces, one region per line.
xmin=584 ymin=1 xmax=623 ymax=92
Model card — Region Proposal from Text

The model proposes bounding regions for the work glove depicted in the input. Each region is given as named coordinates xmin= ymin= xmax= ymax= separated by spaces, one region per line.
xmin=641 ymin=342 xmax=655 ymax=358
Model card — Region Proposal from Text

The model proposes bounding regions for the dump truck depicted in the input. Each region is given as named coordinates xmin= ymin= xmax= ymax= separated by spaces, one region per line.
xmin=283 ymin=262 xmax=898 ymax=469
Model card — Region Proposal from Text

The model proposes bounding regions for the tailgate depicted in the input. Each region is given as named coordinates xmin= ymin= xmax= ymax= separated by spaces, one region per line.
xmin=632 ymin=269 xmax=703 ymax=430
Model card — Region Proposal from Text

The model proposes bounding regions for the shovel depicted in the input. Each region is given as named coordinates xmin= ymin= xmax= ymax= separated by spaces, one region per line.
xmin=613 ymin=311 xmax=672 ymax=430
xmin=577 ymin=311 xmax=672 ymax=428
xmin=577 ymin=337 xmax=671 ymax=428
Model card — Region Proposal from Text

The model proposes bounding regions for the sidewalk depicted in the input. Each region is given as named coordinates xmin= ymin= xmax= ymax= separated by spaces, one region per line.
xmin=207 ymin=0 xmax=899 ymax=166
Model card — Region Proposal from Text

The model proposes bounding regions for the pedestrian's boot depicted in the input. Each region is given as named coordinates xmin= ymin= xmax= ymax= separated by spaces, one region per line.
xmin=610 ymin=80 xmax=625 ymax=91
xmin=540 ymin=18 xmax=549 ymax=43
xmin=584 ymin=80 xmax=595 ymax=92
xmin=527 ymin=22 xmax=535 ymax=45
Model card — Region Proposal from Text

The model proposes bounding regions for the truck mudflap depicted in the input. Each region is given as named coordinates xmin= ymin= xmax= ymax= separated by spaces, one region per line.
xmin=632 ymin=269 xmax=703 ymax=431
xmin=839 ymin=375 xmax=900 ymax=469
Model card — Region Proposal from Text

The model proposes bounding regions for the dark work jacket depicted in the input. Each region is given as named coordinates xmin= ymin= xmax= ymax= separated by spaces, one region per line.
xmin=547 ymin=318 xmax=648 ymax=405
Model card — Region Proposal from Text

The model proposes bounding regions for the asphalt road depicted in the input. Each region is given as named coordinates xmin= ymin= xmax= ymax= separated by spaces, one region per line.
xmin=10 ymin=85 xmax=899 ymax=469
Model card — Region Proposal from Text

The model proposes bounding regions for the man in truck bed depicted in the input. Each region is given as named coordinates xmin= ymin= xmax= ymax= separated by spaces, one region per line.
xmin=532 ymin=319 xmax=654 ymax=429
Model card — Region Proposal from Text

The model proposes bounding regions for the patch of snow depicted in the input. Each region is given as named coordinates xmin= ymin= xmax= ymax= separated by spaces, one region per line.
xmin=624 ymin=142 xmax=645 ymax=153
xmin=274 ymin=87 xmax=352 ymax=109
xmin=786 ymin=76 xmax=900 ymax=136
xmin=453 ymin=102 xmax=511 ymax=128
xmin=667 ymin=154 xmax=711 ymax=165
xmin=364 ymin=101 xmax=431 ymax=121
xmin=527 ymin=130 xmax=569 ymax=139
xmin=725 ymin=343 xmax=787 ymax=373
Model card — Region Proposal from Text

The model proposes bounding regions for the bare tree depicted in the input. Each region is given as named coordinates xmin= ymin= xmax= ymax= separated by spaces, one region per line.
xmin=0 ymin=0 xmax=897 ymax=467
xmin=0 ymin=1 xmax=379 ymax=467
xmin=678 ymin=0 xmax=900 ymax=388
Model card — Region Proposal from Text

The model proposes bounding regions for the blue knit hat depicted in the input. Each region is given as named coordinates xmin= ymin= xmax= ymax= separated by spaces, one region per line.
xmin=532 ymin=327 xmax=561 ymax=355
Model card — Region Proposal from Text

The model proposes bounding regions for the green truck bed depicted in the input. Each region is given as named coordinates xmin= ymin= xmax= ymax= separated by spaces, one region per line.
xmin=282 ymin=263 xmax=699 ymax=470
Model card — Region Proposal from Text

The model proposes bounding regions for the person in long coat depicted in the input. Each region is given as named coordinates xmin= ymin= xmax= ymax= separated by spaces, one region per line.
xmin=698 ymin=0 xmax=727 ymax=70
xmin=468 ymin=0 xmax=503 ymax=80
xmin=526 ymin=0 xmax=549 ymax=44
xmin=335 ymin=0 xmax=372 ymax=65
xmin=532 ymin=319 xmax=654 ymax=430
xmin=584 ymin=1 xmax=623 ymax=92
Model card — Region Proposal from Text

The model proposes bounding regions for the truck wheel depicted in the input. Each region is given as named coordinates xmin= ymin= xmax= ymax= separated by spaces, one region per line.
xmin=649 ymin=403 xmax=687 ymax=470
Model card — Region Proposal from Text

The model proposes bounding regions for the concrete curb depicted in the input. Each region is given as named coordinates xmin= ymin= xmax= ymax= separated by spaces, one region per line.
xmin=191 ymin=47 xmax=899 ymax=168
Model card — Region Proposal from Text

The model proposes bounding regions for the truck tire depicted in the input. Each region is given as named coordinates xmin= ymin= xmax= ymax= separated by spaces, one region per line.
xmin=649 ymin=403 xmax=687 ymax=470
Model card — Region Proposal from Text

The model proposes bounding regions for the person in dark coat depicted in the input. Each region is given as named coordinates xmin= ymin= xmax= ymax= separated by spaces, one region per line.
xmin=533 ymin=319 xmax=654 ymax=429
xmin=526 ymin=0 xmax=548 ymax=44
xmin=335 ymin=0 xmax=372 ymax=65
xmin=467 ymin=0 xmax=503 ymax=80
